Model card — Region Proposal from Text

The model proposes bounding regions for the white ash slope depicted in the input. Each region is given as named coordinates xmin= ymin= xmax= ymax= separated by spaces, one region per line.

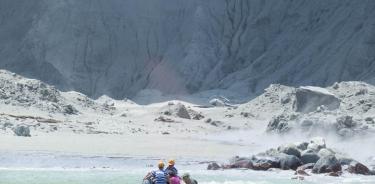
xmin=0 ymin=69 xmax=375 ymax=160
xmin=236 ymin=82 xmax=375 ymax=138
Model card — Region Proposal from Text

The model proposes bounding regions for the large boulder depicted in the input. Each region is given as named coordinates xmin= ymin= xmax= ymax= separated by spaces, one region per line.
xmin=223 ymin=159 xmax=253 ymax=169
xmin=312 ymin=155 xmax=342 ymax=174
xmin=252 ymin=156 xmax=280 ymax=169
xmin=295 ymin=86 xmax=340 ymax=113
xmin=176 ymin=104 xmax=191 ymax=119
xmin=300 ymin=150 xmax=320 ymax=164
xmin=317 ymin=148 xmax=335 ymax=158
xmin=296 ymin=142 xmax=309 ymax=151
xmin=278 ymin=144 xmax=301 ymax=158
xmin=347 ymin=162 xmax=370 ymax=175
xmin=13 ymin=125 xmax=31 ymax=137
xmin=278 ymin=154 xmax=302 ymax=170
xmin=207 ymin=162 xmax=221 ymax=170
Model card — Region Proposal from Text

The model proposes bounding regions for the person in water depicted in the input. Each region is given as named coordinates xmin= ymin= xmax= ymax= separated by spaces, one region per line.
xmin=182 ymin=173 xmax=198 ymax=184
xmin=144 ymin=161 xmax=168 ymax=184
xmin=168 ymin=172 xmax=181 ymax=184
xmin=165 ymin=159 xmax=178 ymax=176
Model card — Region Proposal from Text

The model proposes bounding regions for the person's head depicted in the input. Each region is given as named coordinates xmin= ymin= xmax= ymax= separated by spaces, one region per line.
xmin=158 ymin=161 xmax=165 ymax=170
xmin=182 ymin=173 xmax=191 ymax=183
xmin=168 ymin=159 xmax=175 ymax=167
xmin=169 ymin=172 xmax=177 ymax=177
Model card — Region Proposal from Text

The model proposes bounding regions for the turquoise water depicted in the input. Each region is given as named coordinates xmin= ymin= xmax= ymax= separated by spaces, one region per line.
xmin=0 ymin=151 xmax=375 ymax=184
xmin=2 ymin=169 xmax=375 ymax=184
xmin=0 ymin=169 xmax=309 ymax=184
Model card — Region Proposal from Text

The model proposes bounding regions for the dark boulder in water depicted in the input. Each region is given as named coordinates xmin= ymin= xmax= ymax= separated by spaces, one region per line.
xmin=347 ymin=161 xmax=370 ymax=175
xmin=278 ymin=154 xmax=302 ymax=170
xmin=312 ymin=155 xmax=342 ymax=174
xmin=207 ymin=162 xmax=221 ymax=170
xmin=252 ymin=156 xmax=280 ymax=169
xmin=300 ymin=150 xmax=320 ymax=164
xmin=221 ymin=157 xmax=254 ymax=169
xmin=223 ymin=159 xmax=253 ymax=169
xmin=252 ymin=162 xmax=273 ymax=171
xmin=278 ymin=144 xmax=301 ymax=158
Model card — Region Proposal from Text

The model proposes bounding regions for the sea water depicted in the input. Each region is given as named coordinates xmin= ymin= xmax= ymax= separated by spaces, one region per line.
xmin=0 ymin=151 xmax=374 ymax=184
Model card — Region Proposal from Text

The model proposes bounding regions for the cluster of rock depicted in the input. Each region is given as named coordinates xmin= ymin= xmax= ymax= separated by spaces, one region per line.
xmin=157 ymin=102 xmax=204 ymax=121
xmin=0 ymin=70 xmax=78 ymax=114
xmin=207 ymin=138 xmax=375 ymax=177
xmin=262 ymin=82 xmax=375 ymax=137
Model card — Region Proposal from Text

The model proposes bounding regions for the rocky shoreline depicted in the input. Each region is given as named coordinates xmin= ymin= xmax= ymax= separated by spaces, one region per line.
xmin=208 ymin=137 xmax=375 ymax=178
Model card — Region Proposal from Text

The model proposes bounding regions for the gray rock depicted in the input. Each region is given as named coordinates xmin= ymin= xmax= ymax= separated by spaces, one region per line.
xmin=336 ymin=116 xmax=356 ymax=129
xmin=347 ymin=161 xmax=370 ymax=175
xmin=175 ymin=103 xmax=191 ymax=119
xmin=278 ymin=144 xmax=301 ymax=158
xmin=192 ymin=113 xmax=204 ymax=120
xmin=312 ymin=155 xmax=342 ymax=174
xmin=300 ymin=150 xmax=320 ymax=164
xmin=207 ymin=162 xmax=221 ymax=170
xmin=13 ymin=125 xmax=31 ymax=137
xmin=307 ymin=137 xmax=326 ymax=151
xmin=252 ymin=156 xmax=281 ymax=169
xmin=317 ymin=148 xmax=335 ymax=158
xmin=222 ymin=157 xmax=253 ymax=169
xmin=295 ymin=87 xmax=340 ymax=113
xmin=266 ymin=115 xmax=291 ymax=133
xmin=278 ymin=154 xmax=302 ymax=170
xmin=296 ymin=142 xmax=309 ymax=151
xmin=154 ymin=116 xmax=174 ymax=122
xmin=63 ymin=104 xmax=78 ymax=115
xmin=338 ymin=157 xmax=355 ymax=165
xmin=365 ymin=117 xmax=374 ymax=124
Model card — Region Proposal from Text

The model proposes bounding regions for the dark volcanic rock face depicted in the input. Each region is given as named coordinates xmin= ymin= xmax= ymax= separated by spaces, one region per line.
xmin=1 ymin=0 xmax=375 ymax=99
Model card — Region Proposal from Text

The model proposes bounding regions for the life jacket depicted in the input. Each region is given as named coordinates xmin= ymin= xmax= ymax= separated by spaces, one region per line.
xmin=152 ymin=170 xmax=167 ymax=184
xmin=169 ymin=176 xmax=181 ymax=184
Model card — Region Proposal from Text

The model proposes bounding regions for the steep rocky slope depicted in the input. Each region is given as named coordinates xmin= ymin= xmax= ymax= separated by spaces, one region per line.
xmin=0 ymin=0 xmax=375 ymax=99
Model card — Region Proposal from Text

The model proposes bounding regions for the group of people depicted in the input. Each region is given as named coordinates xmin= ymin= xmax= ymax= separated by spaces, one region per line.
xmin=143 ymin=159 xmax=198 ymax=184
